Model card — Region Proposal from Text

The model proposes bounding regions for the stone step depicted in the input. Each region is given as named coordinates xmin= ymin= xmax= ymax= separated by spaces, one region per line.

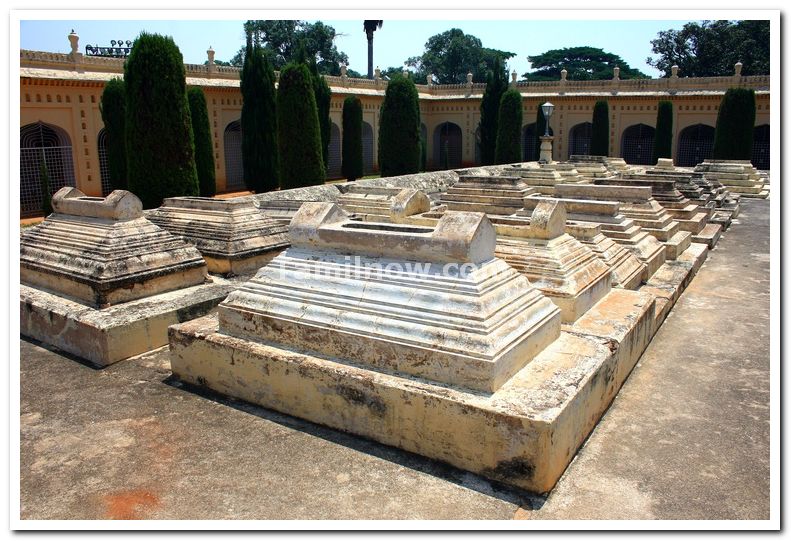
xmin=663 ymin=230 xmax=692 ymax=260
xmin=674 ymin=212 xmax=709 ymax=235
xmin=691 ymin=223 xmax=723 ymax=249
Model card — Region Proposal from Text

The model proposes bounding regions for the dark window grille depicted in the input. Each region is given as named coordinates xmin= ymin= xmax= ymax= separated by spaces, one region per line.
xmin=433 ymin=122 xmax=463 ymax=170
xmin=96 ymin=129 xmax=113 ymax=196
xmin=223 ymin=120 xmax=244 ymax=191
xmin=621 ymin=124 xmax=656 ymax=165
xmin=676 ymin=124 xmax=715 ymax=167
xmin=20 ymin=122 xmax=76 ymax=217
xmin=327 ymin=123 xmax=342 ymax=179
xmin=362 ymin=122 xmax=374 ymax=174
xmin=568 ymin=122 xmax=593 ymax=159
xmin=752 ymin=124 xmax=770 ymax=170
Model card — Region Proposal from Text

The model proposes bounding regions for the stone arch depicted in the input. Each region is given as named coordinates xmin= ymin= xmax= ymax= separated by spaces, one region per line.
xmin=96 ymin=128 xmax=113 ymax=197
xmin=433 ymin=122 xmax=463 ymax=170
xmin=327 ymin=122 xmax=342 ymax=179
xmin=676 ymin=124 xmax=715 ymax=167
xmin=20 ymin=121 xmax=76 ymax=217
xmin=568 ymin=122 xmax=593 ymax=159
xmin=752 ymin=124 xmax=770 ymax=170
xmin=522 ymin=123 xmax=553 ymax=162
xmin=362 ymin=121 xmax=374 ymax=175
xmin=223 ymin=120 xmax=244 ymax=191
xmin=620 ymin=123 xmax=655 ymax=165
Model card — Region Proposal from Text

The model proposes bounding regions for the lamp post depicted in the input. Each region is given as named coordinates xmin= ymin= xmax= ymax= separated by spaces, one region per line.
xmin=539 ymin=102 xmax=555 ymax=163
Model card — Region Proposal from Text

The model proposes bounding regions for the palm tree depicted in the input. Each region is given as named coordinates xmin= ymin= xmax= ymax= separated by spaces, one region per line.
xmin=364 ymin=20 xmax=383 ymax=79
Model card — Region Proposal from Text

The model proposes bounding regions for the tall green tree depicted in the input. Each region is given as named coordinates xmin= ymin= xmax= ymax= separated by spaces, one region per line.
xmin=648 ymin=20 xmax=770 ymax=77
xmin=277 ymin=62 xmax=326 ymax=188
xmin=378 ymin=75 xmax=421 ymax=176
xmin=125 ymin=32 xmax=198 ymax=209
xmin=309 ymin=60 xmax=332 ymax=169
xmin=478 ymin=56 xmax=509 ymax=165
xmin=341 ymin=96 xmax=363 ymax=181
xmin=364 ymin=20 xmax=383 ymax=79
xmin=653 ymin=101 xmax=674 ymax=162
xmin=187 ymin=87 xmax=216 ymax=197
xmin=99 ymin=78 xmax=127 ymax=190
xmin=523 ymin=46 xmax=648 ymax=81
xmin=232 ymin=20 xmax=349 ymax=75
xmin=405 ymin=28 xmax=515 ymax=84
xmin=240 ymin=41 xmax=279 ymax=192
xmin=494 ymin=89 xmax=523 ymax=164
xmin=713 ymin=88 xmax=756 ymax=160
xmin=590 ymin=100 xmax=610 ymax=156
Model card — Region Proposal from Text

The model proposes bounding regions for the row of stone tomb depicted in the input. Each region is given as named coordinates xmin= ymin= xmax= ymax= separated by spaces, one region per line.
xmin=19 ymin=156 xmax=767 ymax=493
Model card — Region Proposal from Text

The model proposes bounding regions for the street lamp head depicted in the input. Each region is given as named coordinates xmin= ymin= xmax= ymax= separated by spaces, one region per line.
xmin=541 ymin=102 xmax=554 ymax=137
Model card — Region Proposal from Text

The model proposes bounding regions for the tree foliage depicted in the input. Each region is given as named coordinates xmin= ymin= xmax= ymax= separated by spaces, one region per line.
xmin=99 ymin=77 xmax=127 ymax=190
xmin=590 ymin=100 xmax=610 ymax=156
xmin=364 ymin=20 xmax=383 ymax=79
xmin=713 ymin=88 xmax=756 ymax=160
xmin=125 ymin=32 xmax=198 ymax=209
xmin=187 ymin=87 xmax=216 ymax=197
xmin=232 ymin=20 xmax=349 ymax=75
xmin=241 ymin=42 xmax=279 ymax=193
xmin=523 ymin=46 xmax=648 ymax=81
xmin=478 ymin=56 xmax=509 ymax=166
xmin=494 ymin=89 xmax=523 ymax=164
xmin=653 ymin=101 xmax=674 ymax=162
xmin=341 ymin=96 xmax=363 ymax=181
xmin=309 ymin=60 xmax=332 ymax=169
xmin=405 ymin=28 xmax=515 ymax=84
xmin=647 ymin=20 xmax=770 ymax=77
xmin=378 ymin=75 xmax=421 ymax=176
xmin=277 ymin=63 xmax=326 ymax=188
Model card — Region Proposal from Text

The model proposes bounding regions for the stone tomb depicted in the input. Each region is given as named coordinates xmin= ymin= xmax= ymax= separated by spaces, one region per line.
xmin=493 ymin=200 xmax=613 ymax=322
xmin=554 ymin=183 xmax=692 ymax=259
xmin=440 ymin=175 xmax=537 ymax=215
xmin=147 ymin=197 xmax=289 ymax=276
xmin=505 ymin=166 xmax=583 ymax=195
xmin=337 ymin=186 xmax=431 ymax=223
xmin=521 ymin=192 xmax=667 ymax=278
xmin=693 ymin=159 xmax=769 ymax=198
xmin=20 ymin=188 xmax=234 ymax=366
xmin=170 ymin=201 xmax=657 ymax=493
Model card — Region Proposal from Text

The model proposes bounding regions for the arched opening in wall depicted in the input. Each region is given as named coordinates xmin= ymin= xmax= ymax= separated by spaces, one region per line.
xmin=327 ymin=123 xmax=342 ymax=179
xmin=96 ymin=129 xmax=113 ymax=197
xmin=432 ymin=122 xmax=462 ymax=170
xmin=421 ymin=123 xmax=428 ymax=170
xmin=621 ymin=124 xmax=656 ymax=165
xmin=568 ymin=122 xmax=593 ymax=159
xmin=752 ymin=124 xmax=770 ymax=170
xmin=362 ymin=121 xmax=374 ymax=175
xmin=522 ymin=123 xmax=553 ymax=162
xmin=223 ymin=120 xmax=245 ymax=191
xmin=676 ymin=124 xmax=715 ymax=167
xmin=20 ymin=121 xmax=76 ymax=217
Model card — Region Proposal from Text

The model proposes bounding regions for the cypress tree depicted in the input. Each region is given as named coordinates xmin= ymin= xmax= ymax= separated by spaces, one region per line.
xmin=99 ymin=78 xmax=127 ymax=190
xmin=187 ymin=87 xmax=216 ymax=197
xmin=310 ymin=60 xmax=332 ymax=169
xmin=420 ymin=131 xmax=427 ymax=172
xmin=378 ymin=75 xmax=421 ymax=177
xmin=653 ymin=100 xmax=674 ymax=162
xmin=590 ymin=100 xmax=610 ymax=156
xmin=125 ymin=32 xmax=198 ymax=209
xmin=713 ymin=87 xmax=756 ymax=160
xmin=341 ymin=96 xmax=363 ymax=181
xmin=277 ymin=62 xmax=326 ymax=189
xmin=241 ymin=42 xmax=279 ymax=192
xmin=533 ymin=105 xmax=549 ymax=161
xmin=479 ymin=56 xmax=508 ymax=165
xmin=39 ymin=152 xmax=53 ymax=215
xmin=494 ymin=89 xmax=523 ymax=164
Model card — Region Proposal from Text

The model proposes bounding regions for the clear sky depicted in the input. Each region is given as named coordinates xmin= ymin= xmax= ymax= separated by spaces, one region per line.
xmin=20 ymin=18 xmax=697 ymax=79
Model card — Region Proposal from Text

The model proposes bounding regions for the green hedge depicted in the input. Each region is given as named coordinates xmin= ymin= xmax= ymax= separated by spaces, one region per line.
xmin=378 ymin=75 xmax=421 ymax=176
xmin=341 ymin=96 xmax=363 ymax=181
xmin=713 ymin=88 xmax=756 ymax=160
xmin=124 ymin=32 xmax=198 ymax=209
xmin=187 ymin=87 xmax=216 ymax=197
xmin=653 ymin=101 xmax=673 ymax=163
xmin=479 ymin=56 xmax=508 ymax=165
xmin=277 ymin=62 xmax=326 ymax=189
xmin=241 ymin=43 xmax=279 ymax=192
xmin=495 ymin=89 xmax=523 ymax=164
xmin=590 ymin=100 xmax=610 ymax=156
xmin=99 ymin=78 xmax=127 ymax=190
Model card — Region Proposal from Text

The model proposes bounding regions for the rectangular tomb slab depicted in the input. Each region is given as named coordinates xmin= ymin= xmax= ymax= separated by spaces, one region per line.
xmin=337 ymin=186 xmax=431 ymax=223
xmin=440 ymin=175 xmax=538 ymax=216
xmin=218 ymin=203 xmax=562 ymax=393
xmin=170 ymin=284 xmax=655 ymax=494
xmin=146 ymin=196 xmax=290 ymax=276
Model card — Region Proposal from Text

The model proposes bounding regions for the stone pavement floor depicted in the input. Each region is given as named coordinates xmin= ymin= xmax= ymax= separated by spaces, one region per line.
xmin=18 ymin=199 xmax=770 ymax=521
